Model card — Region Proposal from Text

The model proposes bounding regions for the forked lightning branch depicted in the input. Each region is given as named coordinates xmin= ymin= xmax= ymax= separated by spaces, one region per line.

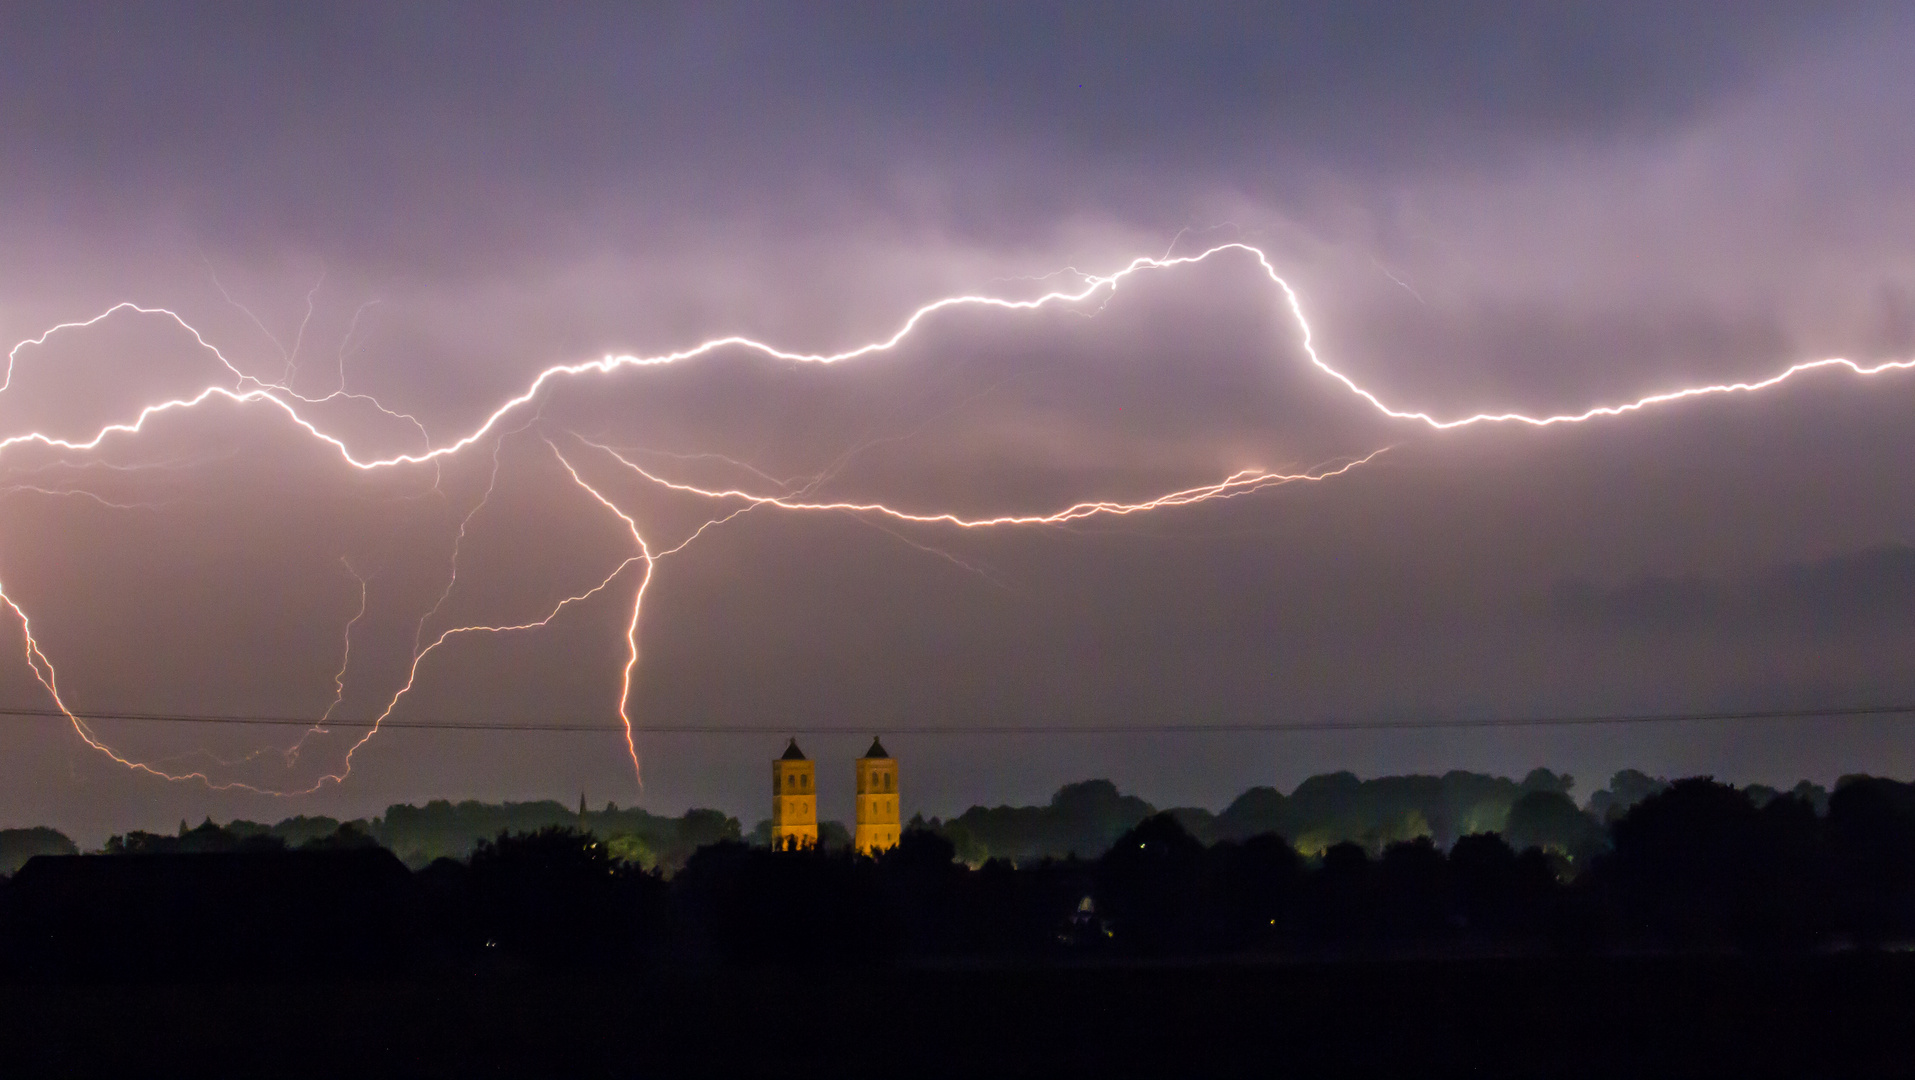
xmin=0 ymin=244 xmax=1908 ymax=794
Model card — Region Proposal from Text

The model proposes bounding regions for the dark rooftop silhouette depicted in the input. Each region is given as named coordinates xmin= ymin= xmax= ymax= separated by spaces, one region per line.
xmin=863 ymin=737 xmax=890 ymax=759
xmin=781 ymin=738 xmax=808 ymax=761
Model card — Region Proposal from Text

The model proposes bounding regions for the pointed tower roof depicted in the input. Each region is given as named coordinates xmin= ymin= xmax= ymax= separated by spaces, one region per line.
xmin=862 ymin=736 xmax=890 ymax=760
xmin=780 ymin=737 xmax=808 ymax=761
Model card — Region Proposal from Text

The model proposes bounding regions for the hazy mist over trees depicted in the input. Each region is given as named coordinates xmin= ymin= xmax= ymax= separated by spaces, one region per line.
xmin=919 ymin=768 xmax=1661 ymax=866
xmin=0 ymin=767 xmax=1849 ymax=874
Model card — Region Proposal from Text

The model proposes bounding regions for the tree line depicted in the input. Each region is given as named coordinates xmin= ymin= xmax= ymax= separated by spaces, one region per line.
xmin=3 ymin=773 xmax=1915 ymax=976
xmin=1 ymin=798 xmax=740 ymax=875
xmin=2 ymin=764 xmax=1749 ymax=877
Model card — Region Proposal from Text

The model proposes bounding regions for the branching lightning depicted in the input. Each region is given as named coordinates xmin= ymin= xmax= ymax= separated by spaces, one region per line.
xmin=1 ymin=241 xmax=1910 ymax=794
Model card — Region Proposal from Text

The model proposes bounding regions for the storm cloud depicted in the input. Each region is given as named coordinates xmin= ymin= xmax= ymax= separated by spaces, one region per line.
xmin=2 ymin=3 xmax=1914 ymax=841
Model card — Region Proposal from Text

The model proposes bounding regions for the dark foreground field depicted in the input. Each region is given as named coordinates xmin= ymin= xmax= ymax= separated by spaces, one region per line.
xmin=5 ymin=953 xmax=1915 ymax=1078
xmin=12 ymin=777 xmax=1915 ymax=1077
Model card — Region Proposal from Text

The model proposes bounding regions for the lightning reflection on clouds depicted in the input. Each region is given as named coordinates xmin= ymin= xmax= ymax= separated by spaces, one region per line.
xmin=0 ymin=243 xmax=1908 ymax=793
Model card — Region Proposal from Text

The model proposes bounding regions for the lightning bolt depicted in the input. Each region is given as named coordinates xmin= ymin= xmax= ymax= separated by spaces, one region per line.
xmin=285 ymin=558 xmax=370 ymax=764
xmin=0 ymin=484 xmax=173 ymax=512
xmin=571 ymin=433 xmax=1389 ymax=528
xmin=10 ymin=243 xmax=1910 ymax=467
xmin=1 ymin=241 xmax=1909 ymax=794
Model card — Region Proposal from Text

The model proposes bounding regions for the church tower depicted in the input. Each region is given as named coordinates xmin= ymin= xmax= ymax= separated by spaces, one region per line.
xmin=770 ymin=738 xmax=818 ymax=851
xmin=854 ymin=737 xmax=900 ymax=855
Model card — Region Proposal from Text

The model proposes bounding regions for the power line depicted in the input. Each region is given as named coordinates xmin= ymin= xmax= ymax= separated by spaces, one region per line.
xmin=0 ymin=702 xmax=1911 ymax=734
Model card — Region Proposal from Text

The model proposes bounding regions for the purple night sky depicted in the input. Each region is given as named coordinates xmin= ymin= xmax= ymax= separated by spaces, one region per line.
xmin=3 ymin=3 xmax=1915 ymax=842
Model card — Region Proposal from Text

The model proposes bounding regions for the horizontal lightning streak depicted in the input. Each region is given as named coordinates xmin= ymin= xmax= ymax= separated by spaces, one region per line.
xmin=12 ymin=244 xmax=1913 ymax=475
xmin=4 ymin=241 xmax=1913 ymax=794
xmin=575 ymin=436 xmax=1391 ymax=526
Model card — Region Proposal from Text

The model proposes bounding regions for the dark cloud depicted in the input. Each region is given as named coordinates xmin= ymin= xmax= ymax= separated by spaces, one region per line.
xmin=0 ymin=2 xmax=1876 ymax=258
xmin=1552 ymin=544 xmax=1915 ymax=638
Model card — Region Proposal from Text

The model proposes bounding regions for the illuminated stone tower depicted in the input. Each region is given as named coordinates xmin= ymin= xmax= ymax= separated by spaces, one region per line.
xmin=853 ymin=737 xmax=900 ymax=855
xmin=770 ymin=738 xmax=818 ymax=851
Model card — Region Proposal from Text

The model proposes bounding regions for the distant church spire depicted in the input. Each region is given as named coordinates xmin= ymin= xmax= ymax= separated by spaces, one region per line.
xmin=771 ymin=740 xmax=817 ymax=851
xmin=855 ymin=737 xmax=899 ymax=856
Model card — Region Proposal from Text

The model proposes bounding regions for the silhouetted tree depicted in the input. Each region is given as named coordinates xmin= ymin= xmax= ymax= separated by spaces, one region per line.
xmin=0 ymin=827 xmax=77 ymax=874
xmin=1520 ymin=768 xmax=1575 ymax=796
xmin=467 ymin=827 xmax=664 ymax=968
xmin=1791 ymin=780 xmax=1832 ymax=816
xmin=382 ymin=799 xmax=738 ymax=868
xmin=950 ymin=854 xmax=1092 ymax=957
xmin=1601 ymin=777 xmax=1831 ymax=948
xmin=412 ymin=855 xmax=478 ymax=969
xmin=1212 ymin=787 xmax=1286 ymax=842
xmin=1504 ymin=790 xmax=1606 ymax=865
xmin=1742 ymin=793 xmax=1832 ymax=947
xmin=1378 ymin=836 xmax=1452 ymax=938
xmin=268 ymin=815 xmax=350 ymax=847
xmin=1202 ymin=832 xmax=1304 ymax=950
xmin=672 ymin=841 xmax=890 ymax=966
xmin=1305 ymin=841 xmax=1376 ymax=945
xmin=1828 ymin=776 xmax=1915 ymax=943
xmin=877 ymin=828 xmax=967 ymax=956
xmin=1449 ymin=832 xmax=1559 ymax=940
xmin=1586 ymin=769 xmax=1669 ymax=823
xmin=1096 ymin=813 xmax=1206 ymax=953
xmin=301 ymin=821 xmax=382 ymax=851
xmin=1164 ymin=806 xmax=1219 ymax=844
xmin=102 ymin=819 xmax=285 ymax=855
xmin=944 ymin=779 xmax=1156 ymax=863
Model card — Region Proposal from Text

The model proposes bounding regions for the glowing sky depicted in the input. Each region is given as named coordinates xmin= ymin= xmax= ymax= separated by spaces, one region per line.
xmin=4 ymin=3 xmax=1915 ymax=840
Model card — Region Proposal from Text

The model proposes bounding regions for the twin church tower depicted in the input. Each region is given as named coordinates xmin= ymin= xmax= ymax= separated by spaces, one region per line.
xmin=769 ymin=737 xmax=900 ymax=855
